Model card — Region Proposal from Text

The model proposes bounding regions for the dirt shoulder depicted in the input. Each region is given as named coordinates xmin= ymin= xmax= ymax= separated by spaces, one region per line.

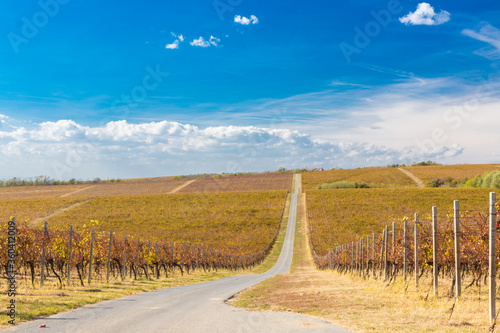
xmin=230 ymin=193 xmax=490 ymax=332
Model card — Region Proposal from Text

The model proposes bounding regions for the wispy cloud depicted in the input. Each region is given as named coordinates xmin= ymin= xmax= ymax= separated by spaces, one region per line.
xmin=234 ymin=15 xmax=259 ymax=25
xmin=462 ymin=23 xmax=500 ymax=60
xmin=399 ymin=2 xmax=450 ymax=26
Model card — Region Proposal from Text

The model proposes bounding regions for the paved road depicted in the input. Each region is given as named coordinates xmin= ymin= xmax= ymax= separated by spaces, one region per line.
xmin=7 ymin=176 xmax=350 ymax=333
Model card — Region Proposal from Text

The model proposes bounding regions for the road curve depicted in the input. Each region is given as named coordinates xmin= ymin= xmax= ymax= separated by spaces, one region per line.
xmin=7 ymin=176 xmax=350 ymax=333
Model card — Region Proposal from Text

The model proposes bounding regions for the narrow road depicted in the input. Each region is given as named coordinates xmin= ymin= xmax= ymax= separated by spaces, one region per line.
xmin=397 ymin=167 xmax=425 ymax=187
xmin=169 ymin=179 xmax=197 ymax=193
xmin=8 ymin=176 xmax=350 ymax=333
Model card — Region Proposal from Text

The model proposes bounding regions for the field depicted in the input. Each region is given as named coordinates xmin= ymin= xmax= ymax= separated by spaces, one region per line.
xmin=0 ymin=197 xmax=85 ymax=224
xmin=404 ymin=164 xmax=500 ymax=183
xmin=43 ymin=191 xmax=288 ymax=253
xmin=306 ymin=187 xmax=493 ymax=256
xmin=301 ymin=167 xmax=417 ymax=190
xmin=177 ymin=173 xmax=293 ymax=193
xmin=402 ymin=163 xmax=500 ymax=183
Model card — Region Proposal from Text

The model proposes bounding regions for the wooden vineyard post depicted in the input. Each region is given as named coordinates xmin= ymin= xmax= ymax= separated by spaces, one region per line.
xmin=372 ymin=233 xmax=375 ymax=277
xmin=392 ymin=222 xmax=396 ymax=276
xmin=351 ymin=242 xmax=354 ymax=274
xmin=122 ymin=236 xmax=127 ymax=280
xmin=41 ymin=221 xmax=48 ymax=286
xmin=162 ymin=243 xmax=166 ymax=277
xmin=403 ymin=219 xmax=407 ymax=283
xmin=379 ymin=229 xmax=385 ymax=278
xmin=67 ymin=225 xmax=73 ymax=285
xmin=489 ymin=192 xmax=497 ymax=324
xmin=107 ymin=230 xmax=113 ymax=282
xmin=366 ymin=236 xmax=370 ymax=277
xmin=88 ymin=229 xmax=95 ymax=285
xmin=196 ymin=246 xmax=199 ymax=270
xmin=454 ymin=200 xmax=461 ymax=299
xmin=155 ymin=241 xmax=159 ymax=279
xmin=172 ymin=242 xmax=175 ymax=274
xmin=432 ymin=206 xmax=438 ymax=297
xmin=135 ymin=237 xmax=140 ymax=279
xmin=329 ymin=250 xmax=332 ymax=270
xmin=360 ymin=238 xmax=364 ymax=277
xmin=354 ymin=242 xmax=359 ymax=274
xmin=384 ymin=225 xmax=388 ymax=281
xmin=414 ymin=213 xmax=419 ymax=288
xmin=145 ymin=240 xmax=151 ymax=279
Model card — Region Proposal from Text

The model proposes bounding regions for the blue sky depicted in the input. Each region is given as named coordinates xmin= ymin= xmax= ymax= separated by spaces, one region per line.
xmin=0 ymin=0 xmax=499 ymax=179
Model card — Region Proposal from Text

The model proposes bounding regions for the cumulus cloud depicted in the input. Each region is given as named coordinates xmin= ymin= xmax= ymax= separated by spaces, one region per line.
xmin=399 ymin=2 xmax=450 ymax=26
xmin=165 ymin=40 xmax=179 ymax=50
xmin=234 ymin=15 xmax=259 ymax=25
xmin=462 ymin=23 xmax=500 ymax=60
xmin=0 ymin=116 xmax=465 ymax=180
xmin=190 ymin=36 xmax=210 ymax=48
xmin=190 ymin=36 xmax=220 ymax=48
xmin=165 ymin=32 xmax=185 ymax=50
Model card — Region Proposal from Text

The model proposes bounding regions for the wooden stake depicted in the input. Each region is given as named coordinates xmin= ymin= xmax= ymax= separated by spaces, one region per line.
xmin=403 ymin=219 xmax=407 ymax=283
xmin=106 ymin=229 xmax=113 ymax=282
xmin=88 ymin=229 xmax=95 ymax=285
xmin=432 ymin=206 xmax=438 ymax=297
xmin=414 ymin=213 xmax=419 ymax=288
xmin=41 ymin=221 xmax=48 ymax=286
xmin=67 ymin=225 xmax=73 ymax=285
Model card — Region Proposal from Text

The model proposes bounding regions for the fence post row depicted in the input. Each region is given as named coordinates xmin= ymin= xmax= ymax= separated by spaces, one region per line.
xmin=414 ymin=213 xmax=419 ymax=288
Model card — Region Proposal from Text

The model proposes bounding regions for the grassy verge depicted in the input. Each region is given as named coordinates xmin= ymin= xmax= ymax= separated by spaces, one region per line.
xmin=0 ymin=192 xmax=292 ymax=329
xmin=231 ymin=193 xmax=492 ymax=332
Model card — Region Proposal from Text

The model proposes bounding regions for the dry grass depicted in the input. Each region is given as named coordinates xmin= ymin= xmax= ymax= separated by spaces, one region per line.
xmin=232 ymin=193 xmax=494 ymax=332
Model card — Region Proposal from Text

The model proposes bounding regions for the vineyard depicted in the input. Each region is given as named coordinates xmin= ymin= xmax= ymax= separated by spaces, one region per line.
xmin=402 ymin=164 xmax=500 ymax=184
xmin=46 ymin=191 xmax=288 ymax=252
xmin=1 ymin=190 xmax=289 ymax=287
xmin=301 ymin=167 xmax=417 ymax=190
xmin=307 ymin=186 xmax=500 ymax=324
xmin=176 ymin=173 xmax=293 ymax=193
xmin=306 ymin=187 xmax=493 ymax=255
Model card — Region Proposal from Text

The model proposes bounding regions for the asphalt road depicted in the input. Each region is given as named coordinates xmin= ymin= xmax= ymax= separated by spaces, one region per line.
xmin=6 ymin=176 xmax=351 ymax=333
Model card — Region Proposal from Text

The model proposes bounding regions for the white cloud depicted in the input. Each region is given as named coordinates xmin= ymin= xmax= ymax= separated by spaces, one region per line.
xmin=190 ymin=36 xmax=210 ymax=48
xmin=166 ymin=32 xmax=185 ymax=50
xmin=190 ymin=36 xmax=220 ymax=48
xmin=463 ymin=23 xmax=500 ymax=60
xmin=234 ymin=15 xmax=259 ymax=25
xmin=399 ymin=3 xmax=450 ymax=26
xmin=209 ymin=35 xmax=220 ymax=47
xmin=165 ymin=40 xmax=179 ymax=50
xmin=0 ymin=117 xmax=462 ymax=179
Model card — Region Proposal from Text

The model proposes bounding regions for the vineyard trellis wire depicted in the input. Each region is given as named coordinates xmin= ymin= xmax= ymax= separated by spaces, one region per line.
xmin=308 ymin=191 xmax=499 ymax=324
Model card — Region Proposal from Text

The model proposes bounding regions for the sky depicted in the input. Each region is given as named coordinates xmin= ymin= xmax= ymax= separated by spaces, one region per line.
xmin=0 ymin=0 xmax=499 ymax=179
